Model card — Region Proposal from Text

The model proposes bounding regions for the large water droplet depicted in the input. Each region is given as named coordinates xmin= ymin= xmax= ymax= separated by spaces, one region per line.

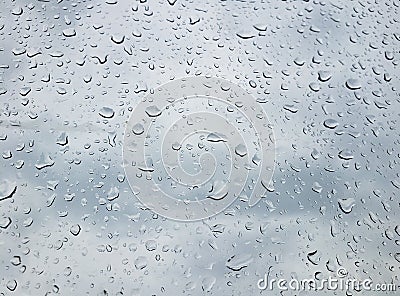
xmin=338 ymin=198 xmax=356 ymax=214
xmin=323 ymin=119 xmax=339 ymax=129
xmin=345 ymin=79 xmax=361 ymax=90
xmin=99 ymin=107 xmax=115 ymax=119
xmin=145 ymin=105 xmax=162 ymax=117
xmin=235 ymin=144 xmax=247 ymax=157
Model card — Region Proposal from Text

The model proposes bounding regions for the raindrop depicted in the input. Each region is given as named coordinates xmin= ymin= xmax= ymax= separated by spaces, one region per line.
xmin=19 ymin=87 xmax=31 ymax=97
xmin=338 ymin=149 xmax=354 ymax=160
xmin=145 ymin=240 xmax=157 ymax=251
xmin=145 ymin=105 xmax=162 ymax=117
xmin=11 ymin=7 xmax=23 ymax=16
xmin=134 ymin=256 xmax=148 ymax=270
xmin=309 ymin=82 xmax=320 ymax=92
xmin=99 ymin=107 xmax=115 ymax=119
xmin=70 ymin=224 xmax=81 ymax=236
xmin=0 ymin=216 xmax=12 ymax=229
xmin=226 ymin=254 xmax=253 ymax=271
xmin=62 ymin=28 xmax=76 ymax=37
xmin=111 ymin=34 xmax=125 ymax=44
xmin=234 ymin=144 xmax=247 ymax=157
xmin=338 ymin=198 xmax=356 ymax=214
xmin=318 ymin=71 xmax=332 ymax=82
xmin=6 ymin=280 xmax=17 ymax=291
xmin=206 ymin=132 xmax=227 ymax=143
xmin=236 ymin=32 xmax=255 ymax=39
xmin=311 ymin=148 xmax=320 ymax=160
xmin=201 ymin=276 xmax=216 ymax=292
xmin=283 ymin=104 xmax=298 ymax=113
xmin=10 ymin=256 xmax=21 ymax=266
xmin=323 ymin=119 xmax=339 ymax=129
xmin=0 ymin=179 xmax=17 ymax=201
xmin=312 ymin=182 xmax=323 ymax=193
xmin=132 ymin=123 xmax=145 ymax=135
xmin=35 ymin=154 xmax=55 ymax=170
xmin=345 ymin=79 xmax=361 ymax=90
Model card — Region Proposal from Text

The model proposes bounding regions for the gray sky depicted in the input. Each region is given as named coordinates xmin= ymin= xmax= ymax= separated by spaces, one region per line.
xmin=0 ymin=0 xmax=399 ymax=295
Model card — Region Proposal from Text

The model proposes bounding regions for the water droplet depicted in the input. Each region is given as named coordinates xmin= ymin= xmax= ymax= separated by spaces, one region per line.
xmin=283 ymin=104 xmax=298 ymax=113
xmin=10 ymin=256 xmax=21 ymax=266
xmin=226 ymin=253 xmax=253 ymax=271
xmin=99 ymin=107 xmax=115 ymax=119
xmin=323 ymin=119 xmax=339 ymax=129
xmin=235 ymin=144 xmax=247 ymax=157
xmin=249 ymin=80 xmax=257 ymax=88
xmin=312 ymin=182 xmax=323 ymax=193
xmin=134 ymin=256 xmax=148 ymax=270
xmin=11 ymin=7 xmax=23 ymax=16
xmin=145 ymin=105 xmax=162 ymax=117
xmin=70 ymin=224 xmax=81 ymax=236
xmin=201 ymin=276 xmax=216 ymax=292
xmin=0 ymin=179 xmax=17 ymax=201
xmin=111 ymin=34 xmax=125 ymax=44
xmin=309 ymin=82 xmax=320 ymax=92
xmin=338 ymin=198 xmax=356 ymax=214
xmin=236 ymin=32 xmax=255 ymax=39
xmin=253 ymin=23 xmax=267 ymax=31
xmin=6 ymin=280 xmax=17 ymax=291
xmin=345 ymin=79 xmax=361 ymax=90
xmin=145 ymin=240 xmax=157 ymax=251
xmin=206 ymin=132 xmax=227 ymax=143
xmin=62 ymin=28 xmax=76 ymax=37
xmin=338 ymin=149 xmax=353 ymax=160
xmin=35 ymin=154 xmax=55 ymax=170
xmin=0 ymin=216 xmax=12 ymax=229
xmin=107 ymin=187 xmax=119 ymax=201
xmin=311 ymin=148 xmax=320 ymax=160
xmin=132 ymin=123 xmax=145 ymax=135
xmin=318 ymin=71 xmax=332 ymax=82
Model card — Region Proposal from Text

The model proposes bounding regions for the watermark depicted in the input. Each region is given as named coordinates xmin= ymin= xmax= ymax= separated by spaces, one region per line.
xmin=123 ymin=76 xmax=275 ymax=221
xmin=257 ymin=267 xmax=397 ymax=292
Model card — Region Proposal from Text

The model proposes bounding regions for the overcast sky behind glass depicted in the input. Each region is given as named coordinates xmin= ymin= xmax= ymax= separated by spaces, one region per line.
xmin=0 ymin=0 xmax=399 ymax=295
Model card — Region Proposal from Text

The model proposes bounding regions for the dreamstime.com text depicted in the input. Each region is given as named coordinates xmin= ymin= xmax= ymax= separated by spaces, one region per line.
xmin=257 ymin=267 xmax=398 ymax=292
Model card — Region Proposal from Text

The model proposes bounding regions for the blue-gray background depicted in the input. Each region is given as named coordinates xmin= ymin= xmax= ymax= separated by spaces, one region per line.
xmin=0 ymin=0 xmax=399 ymax=295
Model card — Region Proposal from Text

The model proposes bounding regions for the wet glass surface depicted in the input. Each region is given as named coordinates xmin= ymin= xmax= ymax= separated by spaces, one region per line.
xmin=0 ymin=0 xmax=399 ymax=295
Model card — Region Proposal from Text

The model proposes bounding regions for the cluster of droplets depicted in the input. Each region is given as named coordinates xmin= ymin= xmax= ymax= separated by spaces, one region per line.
xmin=0 ymin=0 xmax=399 ymax=294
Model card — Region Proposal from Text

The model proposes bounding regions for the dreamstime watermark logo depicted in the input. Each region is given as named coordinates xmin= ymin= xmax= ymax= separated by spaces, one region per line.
xmin=123 ymin=76 xmax=275 ymax=221
xmin=257 ymin=267 xmax=398 ymax=292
